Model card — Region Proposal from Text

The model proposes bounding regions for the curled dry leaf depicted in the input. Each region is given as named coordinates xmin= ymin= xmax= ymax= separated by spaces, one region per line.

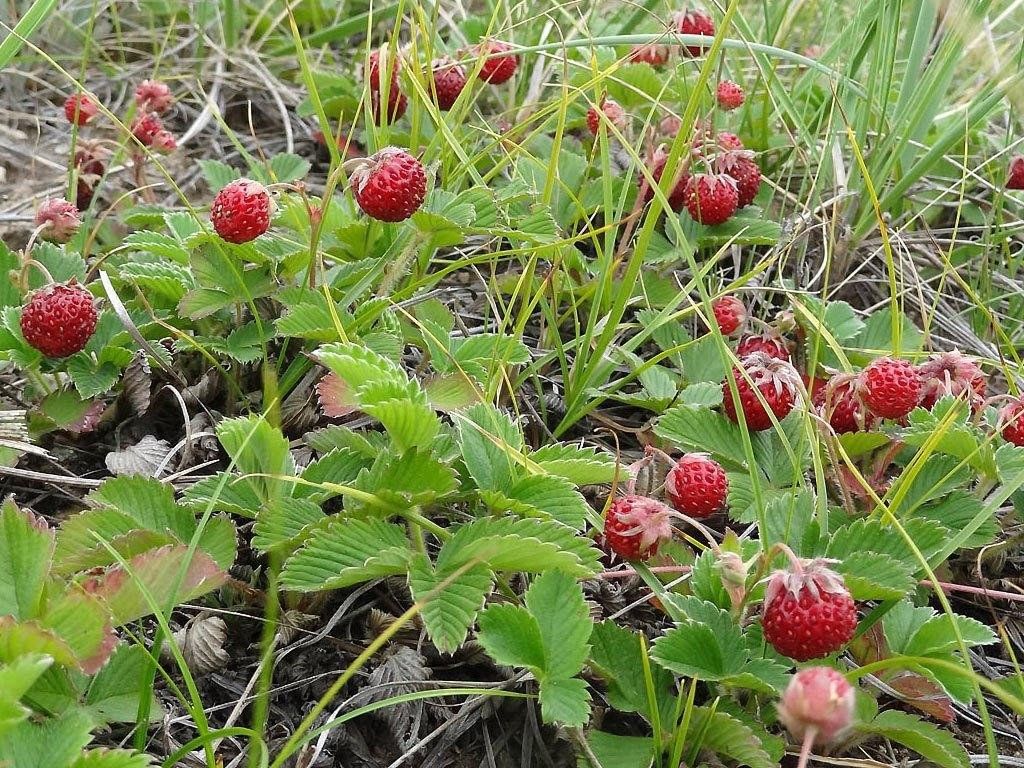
xmin=169 ymin=612 xmax=231 ymax=674
xmin=105 ymin=434 xmax=172 ymax=476
xmin=122 ymin=351 xmax=152 ymax=415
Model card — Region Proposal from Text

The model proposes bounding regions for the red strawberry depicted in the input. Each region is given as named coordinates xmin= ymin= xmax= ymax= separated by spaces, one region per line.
xmin=628 ymin=43 xmax=671 ymax=67
xmin=717 ymin=131 xmax=744 ymax=150
xmin=665 ymin=454 xmax=728 ymax=518
xmin=761 ymin=557 xmax=857 ymax=661
xmin=683 ymin=173 xmax=738 ymax=225
xmin=603 ymin=495 xmax=674 ymax=560
xmin=131 ymin=113 xmax=176 ymax=151
xmin=134 ymin=79 xmax=173 ymax=113
xmin=312 ymin=129 xmax=363 ymax=159
xmin=20 ymin=282 xmax=98 ymax=358
xmin=211 ymin=179 xmax=273 ymax=244
xmin=859 ymin=357 xmax=922 ymax=420
xmin=778 ymin=667 xmax=856 ymax=745
xmin=587 ymin=98 xmax=627 ymax=136
xmin=917 ymin=351 xmax=986 ymax=411
xmin=716 ymin=80 xmax=745 ymax=110
xmin=348 ymin=147 xmax=427 ymax=222
xmin=736 ymin=333 xmax=790 ymax=361
xmin=712 ymin=295 xmax=746 ymax=336
xmin=34 ymin=199 xmax=81 ymax=243
xmin=475 ymin=40 xmax=519 ymax=84
xmin=673 ymin=8 xmax=715 ymax=56
xmin=431 ymin=58 xmax=468 ymax=110
xmin=723 ymin=351 xmax=801 ymax=431
xmin=367 ymin=48 xmax=400 ymax=92
xmin=1008 ymin=155 xmax=1024 ymax=190
xmin=813 ymin=377 xmax=877 ymax=434
xmin=715 ymin=149 xmax=761 ymax=208
xmin=640 ymin=144 xmax=690 ymax=211
xmin=64 ymin=93 xmax=99 ymax=126
xmin=1001 ymin=399 xmax=1024 ymax=446
xmin=372 ymin=89 xmax=408 ymax=122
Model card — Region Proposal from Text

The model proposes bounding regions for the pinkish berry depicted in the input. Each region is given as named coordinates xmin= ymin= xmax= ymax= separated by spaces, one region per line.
xmin=628 ymin=44 xmax=671 ymax=67
xmin=712 ymin=295 xmax=746 ymax=336
xmin=917 ymin=351 xmax=986 ymax=411
xmin=1001 ymin=399 xmax=1024 ymax=446
xmin=736 ymin=333 xmax=790 ymax=361
xmin=718 ymin=132 xmax=744 ymax=150
xmin=1009 ymin=156 xmax=1024 ymax=190
xmin=716 ymin=80 xmax=745 ymax=110
xmin=603 ymin=494 xmax=675 ymax=560
xmin=134 ymin=80 xmax=174 ymax=113
xmin=778 ymin=667 xmax=855 ymax=746
xmin=64 ymin=93 xmax=99 ymax=126
xmin=587 ymin=98 xmax=628 ymax=136
xmin=34 ymin=199 xmax=81 ymax=243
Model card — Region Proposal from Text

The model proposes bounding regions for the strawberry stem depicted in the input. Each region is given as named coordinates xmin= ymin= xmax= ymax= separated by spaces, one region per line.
xmin=795 ymin=727 xmax=818 ymax=768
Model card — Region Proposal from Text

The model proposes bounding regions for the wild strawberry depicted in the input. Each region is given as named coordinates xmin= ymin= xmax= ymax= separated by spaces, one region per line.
xmin=665 ymin=454 xmax=728 ymax=518
xmin=917 ymin=351 xmax=986 ymax=411
xmin=587 ymin=98 xmax=627 ymax=136
xmin=712 ymin=295 xmax=746 ymax=336
xmin=683 ymin=173 xmax=738 ymax=225
xmin=603 ymin=495 xmax=674 ymax=560
xmin=372 ymin=88 xmax=408 ymax=122
xmin=1008 ymin=156 xmax=1024 ymax=190
xmin=74 ymin=142 xmax=109 ymax=210
xmin=736 ymin=333 xmax=790 ymax=361
xmin=715 ymin=149 xmax=761 ymax=208
xmin=640 ymin=145 xmax=690 ymax=211
xmin=475 ymin=40 xmax=518 ymax=84
xmin=1000 ymin=398 xmax=1024 ymax=446
xmin=778 ymin=667 xmax=855 ymax=745
xmin=658 ymin=114 xmax=683 ymax=137
xmin=813 ymin=377 xmax=877 ymax=434
xmin=716 ymin=80 xmax=745 ymax=110
xmin=762 ymin=557 xmax=857 ymax=661
xmin=717 ymin=131 xmax=744 ymax=150
xmin=367 ymin=48 xmax=401 ymax=93
xmin=312 ymin=129 xmax=363 ymax=159
xmin=723 ymin=351 xmax=801 ymax=431
xmin=628 ymin=43 xmax=671 ymax=67
xmin=431 ymin=58 xmax=468 ymax=110
xmin=131 ymin=113 xmax=176 ymax=151
xmin=859 ymin=357 xmax=922 ymax=420
xmin=64 ymin=93 xmax=99 ymax=126
xmin=34 ymin=199 xmax=81 ymax=243
xmin=348 ymin=147 xmax=427 ymax=222
xmin=673 ymin=8 xmax=715 ymax=57
xmin=134 ymin=80 xmax=173 ymax=113
xmin=20 ymin=282 xmax=98 ymax=358
xmin=210 ymin=179 xmax=273 ymax=244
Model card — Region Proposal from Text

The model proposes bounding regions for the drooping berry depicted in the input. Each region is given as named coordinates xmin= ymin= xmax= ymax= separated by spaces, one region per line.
xmin=683 ymin=173 xmax=738 ymax=225
xmin=1000 ymin=398 xmax=1024 ymax=446
xmin=431 ymin=57 xmax=468 ymax=110
xmin=640 ymin=144 xmax=690 ymax=211
xmin=586 ymin=98 xmax=628 ymax=136
xmin=736 ymin=333 xmax=790 ymax=361
xmin=1008 ymin=155 xmax=1024 ymax=190
xmin=716 ymin=80 xmax=745 ymax=110
xmin=673 ymin=8 xmax=716 ymax=57
xmin=64 ymin=93 xmax=99 ymax=126
xmin=762 ymin=557 xmax=858 ymax=661
xmin=717 ymin=131 xmax=744 ymax=150
xmin=210 ymin=179 xmax=273 ymax=244
xmin=367 ymin=48 xmax=401 ymax=93
xmin=859 ymin=357 xmax=923 ymax=420
xmin=813 ymin=377 xmax=877 ymax=434
xmin=348 ymin=147 xmax=427 ymax=222
xmin=20 ymin=282 xmax=98 ymax=358
xmin=134 ymin=80 xmax=173 ymax=113
xmin=711 ymin=295 xmax=746 ymax=337
xmin=131 ymin=113 xmax=176 ymax=151
xmin=665 ymin=454 xmax=728 ymax=518
xmin=723 ymin=351 xmax=801 ymax=431
xmin=778 ymin=667 xmax=856 ymax=745
xmin=917 ymin=351 xmax=986 ymax=411
xmin=34 ymin=199 xmax=81 ymax=243
xmin=715 ymin=149 xmax=761 ymax=208
xmin=628 ymin=43 xmax=671 ymax=67
xmin=603 ymin=495 xmax=675 ymax=560
xmin=475 ymin=40 xmax=519 ymax=84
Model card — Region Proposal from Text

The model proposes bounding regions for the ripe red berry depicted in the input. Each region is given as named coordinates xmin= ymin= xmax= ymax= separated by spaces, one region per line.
xmin=134 ymin=80 xmax=173 ymax=113
xmin=603 ymin=495 xmax=674 ymax=560
xmin=431 ymin=58 xmax=468 ymax=110
xmin=716 ymin=80 xmax=745 ymax=110
xmin=628 ymin=43 xmax=671 ymax=67
xmin=20 ymin=282 xmax=98 ymax=358
xmin=367 ymin=48 xmax=400 ymax=93
xmin=665 ymin=454 xmax=728 ymax=518
xmin=673 ymin=8 xmax=716 ymax=57
xmin=640 ymin=145 xmax=690 ymax=211
xmin=684 ymin=173 xmax=738 ymax=225
xmin=131 ymin=112 xmax=176 ymax=151
xmin=813 ymin=377 xmax=877 ymax=434
xmin=859 ymin=357 xmax=923 ymax=420
xmin=736 ymin=333 xmax=790 ymax=361
xmin=349 ymin=147 xmax=427 ymax=222
xmin=917 ymin=351 xmax=986 ymax=411
xmin=711 ymin=295 xmax=746 ymax=336
xmin=723 ymin=351 xmax=801 ymax=431
xmin=64 ymin=93 xmax=99 ymax=126
xmin=715 ymin=149 xmax=761 ymax=208
xmin=762 ymin=558 xmax=857 ymax=661
xmin=34 ymin=199 xmax=81 ymax=243
xmin=717 ymin=131 xmax=744 ymax=150
xmin=778 ymin=667 xmax=856 ymax=745
xmin=210 ymin=179 xmax=273 ymax=244
xmin=587 ymin=98 xmax=627 ymax=136
xmin=1001 ymin=399 xmax=1024 ymax=446
xmin=475 ymin=40 xmax=518 ymax=84
xmin=1008 ymin=156 xmax=1024 ymax=190
xmin=372 ymin=88 xmax=408 ymax=122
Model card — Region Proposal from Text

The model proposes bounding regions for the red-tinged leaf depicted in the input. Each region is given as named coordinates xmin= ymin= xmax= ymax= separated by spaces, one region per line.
xmin=81 ymin=545 xmax=227 ymax=625
xmin=0 ymin=616 xmax=78 ymax=667
xmin=889 ymin=673 xmax=957 ymax=723
xmin=41 ymin=588 xmax=117 ymax=674
xmin=316 ymin=372 xmax=356 ymax=417
xmin=66 ymin=400 xmax=108 ymax=435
